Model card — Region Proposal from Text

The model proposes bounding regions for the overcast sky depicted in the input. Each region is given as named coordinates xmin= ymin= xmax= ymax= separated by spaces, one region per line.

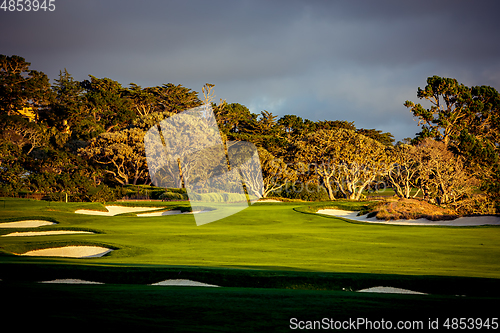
xmin=2 ymin=0 xmax=500 ymax=142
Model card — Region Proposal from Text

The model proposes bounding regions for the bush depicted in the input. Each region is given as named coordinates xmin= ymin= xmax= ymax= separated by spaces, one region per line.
xmin=270 ymin=182 xmax=330 ymax=201
xmin=371 ymin=198 xmax=458 ymax=220
xmin=188 ymin=192 xmax=248 ymax=203
xmin=87 ymin=184 xmax=116 ymax=203
xmin=167 ymin=187 xmax=187 ymax=194
xmin=447 ymin=194 xmax=498 ymax=215
xmin=159 ymin=191 xmax=188 ymax=201
xmin=47 ymin=192 xmax=66 ymax=202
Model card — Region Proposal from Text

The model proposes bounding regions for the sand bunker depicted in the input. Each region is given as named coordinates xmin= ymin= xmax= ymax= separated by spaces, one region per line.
xmin=137 ymin=210 xmax=211 ymax=217
xmin=0 ymin=220 xmax=56 ymax=228
xmin=149 ymin=279 xmax=219 ymax=287
xmin=2 ymin=230 xmax=94 ymax=237
xmin=255 ymin=199 xmax=282 ymax=203
xmin=317 ymin=209 xmax=500 ymax=226
xmin=18 ymin=246 xmax=113 ymax=258
xmin=39 ymin=279 xmax=104 ymax=284
xmin=357 ymin=286 xmax=427 ymax=295
xmin=75 ymin=205 xmax=161 ymax=216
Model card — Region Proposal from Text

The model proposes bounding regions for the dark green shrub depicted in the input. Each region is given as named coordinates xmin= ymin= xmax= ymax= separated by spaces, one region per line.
xmin=271 ymin=182 xmax=330 ymax=201
xmin=167 ymin=187 xmax=187 ymax=194
xmin=188 ymin=192 xmax=248 ymax=202
xmin=87 ymin=184 xmax=116 ymax=203
xmin=159 ymin=191 xmax=188 ymax=201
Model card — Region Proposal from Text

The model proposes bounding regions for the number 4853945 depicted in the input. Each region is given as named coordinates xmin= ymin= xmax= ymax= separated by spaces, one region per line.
xmin=1 ymin=0 xmax=56 ymax=11
xmin=443 ymin=318 xmax=498 ymax=330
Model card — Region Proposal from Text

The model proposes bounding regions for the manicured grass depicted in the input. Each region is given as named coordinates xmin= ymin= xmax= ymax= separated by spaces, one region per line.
xmin=2 ymin=261 xmax=499 ymax=296
xmin=1 ymin=198 xmax=499 ymax=331
xmin=2 ymin=282 xmax=499 ymax=332
xmin=1 ymin=198 xmax=499 ymax=279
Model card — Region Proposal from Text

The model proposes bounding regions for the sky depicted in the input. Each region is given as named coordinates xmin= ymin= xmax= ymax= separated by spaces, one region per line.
xmin=2 ymin=0 xmax=500 ymax=142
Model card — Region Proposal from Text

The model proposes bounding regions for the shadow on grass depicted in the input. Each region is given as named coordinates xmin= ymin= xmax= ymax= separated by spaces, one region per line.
xmin=1 ymin=281 xmax=499 ymax=332
xmin=1 ymin=260 xmax=499 ymax=297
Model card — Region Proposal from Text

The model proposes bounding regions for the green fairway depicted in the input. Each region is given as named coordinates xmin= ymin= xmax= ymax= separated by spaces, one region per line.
xmin=1 ymin=198 xmax=499 ymax=279
xmin=1 ymin=198 xmax=499 ymax=331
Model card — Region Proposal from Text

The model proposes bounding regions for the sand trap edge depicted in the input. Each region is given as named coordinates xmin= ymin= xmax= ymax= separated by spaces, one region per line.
xmin=316 ymin=209 xmax=500 ymax=226
xmin=0 ymin=220 xmax=57 ymax=228
xmin=75 ymin=206 xmax=164 ymax=216
xmin=39 ymin=279 xmax=104 ymax=284
xmin=357 ymin=286 xmax=427 ymax=295
xmin=149 ymin=279 xmax=219 ymax=287
xmin=255 ymin=199 xmax=283 ymax=203
xmin=17 ymin=246 xmax=114 ymax=258
xmin=2 ymin=230 xmax=94 ymax=237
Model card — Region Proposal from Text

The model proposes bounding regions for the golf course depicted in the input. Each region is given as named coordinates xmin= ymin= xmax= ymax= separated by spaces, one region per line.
xmin=1 ymin=197 xmax=499 ymax=331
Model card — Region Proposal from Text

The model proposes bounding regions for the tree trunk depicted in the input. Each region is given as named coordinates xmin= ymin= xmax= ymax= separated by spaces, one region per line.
xmin=324 ymin=178 xmax=335 ymax=200
xmin=177 ymin=158 xmax=185 ymax=188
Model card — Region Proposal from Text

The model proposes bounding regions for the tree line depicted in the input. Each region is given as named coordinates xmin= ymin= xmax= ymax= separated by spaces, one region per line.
xmin=1 ymin=55 xmax=499 ymax=213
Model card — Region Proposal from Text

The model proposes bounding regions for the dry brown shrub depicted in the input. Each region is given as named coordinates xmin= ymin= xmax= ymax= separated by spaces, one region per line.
xmin=447 ymin=194 xmax=498 ymax=215
xmin=372 ymin=198 xmax=458 ymax=220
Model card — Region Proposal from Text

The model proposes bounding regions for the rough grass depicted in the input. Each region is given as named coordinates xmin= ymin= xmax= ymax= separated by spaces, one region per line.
xmin=370 ymin=198 xmax=460 ymax=221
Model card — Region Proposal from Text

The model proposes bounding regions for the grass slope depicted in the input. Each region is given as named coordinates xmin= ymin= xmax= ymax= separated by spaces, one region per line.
xmin=1 ymin=198 xmax=499 ymax=279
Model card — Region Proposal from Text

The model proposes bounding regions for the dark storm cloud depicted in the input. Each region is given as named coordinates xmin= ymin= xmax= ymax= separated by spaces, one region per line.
xmin=1 ymin=0 xmax=499 ymax=141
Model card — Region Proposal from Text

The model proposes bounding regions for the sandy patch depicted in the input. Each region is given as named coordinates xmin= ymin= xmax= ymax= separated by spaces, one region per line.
xmin=75 ymin=205 xmax=162 ymax=216
xmin=18 ymin=246 xmax=113 ymax=258
xmin=317 ymin=209 xmax=500 ymax=226
xmin=2 ymin=230 xmax=94 ymax=237
xmin=255 ymin=199 xmax=282 ymax=203
xmin=357 ymin=286 xmax=427 ymax=295
xmin=39 ymin=279 xmax=104 ymax=284
xmin=137 ymin=210 xmax=211 ymax=217
xmin=149 ymin=279 xmax=219 ymax=287
xmin=0 ymin=220 xmax=57 ymax=228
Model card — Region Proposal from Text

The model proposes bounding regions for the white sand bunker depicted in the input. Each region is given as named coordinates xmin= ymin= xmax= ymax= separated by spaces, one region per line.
xmin=0 ymin=220 xmax=56 ymax=228
xmin=149 ymin=279 xmax=219 ymax=287
xmin=357 ymin=286 xmax=427 ymax=295
xmin=137 ymin=210 xmax=211 ymax=217
xmin=255 ymin=199 xmax=282 ymax=203
xmin=2 ymin=230 xmax=94 ymax=237
xmin=18 ymin=246 xmax=113 ymax=258
xmin=75 ymin=205 xmax=162 ymax=216
xmin=39 ymin=279 xmax=104 ymax=284
xmin=317 ymin=209 xmax=500 ymax=226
